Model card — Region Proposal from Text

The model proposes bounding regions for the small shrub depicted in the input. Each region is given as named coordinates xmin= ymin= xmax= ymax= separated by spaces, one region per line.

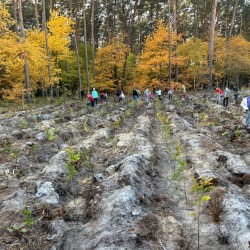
xmin=4 ymin=143 xmax=12 ymax=154
xmin=18 ymin=119 xmax=28 ymax=129
xmin=171 ymin=144 xmax=187 ymax=202
xmin=11 ymin=147 xmax=20 ymax=159
xmin=199 ymin=112 xmax=206 ymax=121
xmin=199 ymin=112 xmax=207 ymax=126
xmin=112 ymin=118 xmax=122 ymax=128
xmin=221 ymin=131 xmax=228 ymax=137
xmin=191 ymin=177 xmax=215 ymax=250
xmin=234 ymin=127 xmax=241 ymax=141
xmin=125 ymin=109 xmax=131 ymax=117
xmin=83 ymin=117 xmax=89 ymax=132
xmin=45 ymin=128 xmax=58 ymax=141
xmin=8 ymin=205 xmax=33 ymax=236
xmin=210 ymin=119 xmax=220 ymax=126
xmin=156 ymin=112 xmax=172 ymax=141
xmin=31 ymin=144 xmax=38 ymax=152
xmin=65 ymin=147 xmax=81 ymax=181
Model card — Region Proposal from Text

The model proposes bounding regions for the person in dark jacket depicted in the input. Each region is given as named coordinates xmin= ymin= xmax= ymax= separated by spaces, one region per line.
xmin=133 ymin=89 xmax=139 ymax=101
xmin=233 ymin=85 xmax=239 ymax=104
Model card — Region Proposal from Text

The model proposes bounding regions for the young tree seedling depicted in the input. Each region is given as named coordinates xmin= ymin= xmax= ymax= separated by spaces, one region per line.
xmin=191 ymin=177 xmax=215 ymax=250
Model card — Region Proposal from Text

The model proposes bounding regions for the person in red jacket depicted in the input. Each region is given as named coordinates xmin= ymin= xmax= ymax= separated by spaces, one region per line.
xmin=216 ymin=87 xmax=223 ymax=104
xmin=88 ymin=93 xmax=94 ymax=107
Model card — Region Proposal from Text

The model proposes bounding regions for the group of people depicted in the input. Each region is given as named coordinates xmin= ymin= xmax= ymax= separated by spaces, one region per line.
xmin=167 ymin=85 xmax=187 ymax=101
xmin=216 ymin=86 xmax=250 ymax=129
xmin=136 ymin=85 xmax=188 ymax=103
xmin=85 ymin=85 xmax=250 ymax=129
xmin=215 ymin=87 xmax=231 ymax=108
xmin=116 ymin=89 xmax=126 ymax=102
xmin=134 ymin=88 xmax=162 ymax=103
xmin=85 ymin=85 xmax=187 ymax=107
xmin=87 ymin=88 xmax=107 ymax=107
xmin=215 ymin=85 xmax=242 ymax=108
xmin=143 ymin=88 xmax=154 ymax=103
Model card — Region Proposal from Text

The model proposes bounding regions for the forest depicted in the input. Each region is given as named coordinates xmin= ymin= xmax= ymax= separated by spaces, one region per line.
xmin=0 ymin=0 xmax=250 ymax=103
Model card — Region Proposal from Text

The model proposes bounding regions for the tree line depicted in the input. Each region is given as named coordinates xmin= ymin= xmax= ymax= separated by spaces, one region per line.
xmin=0 ymin=0 xmax=250 ymax=103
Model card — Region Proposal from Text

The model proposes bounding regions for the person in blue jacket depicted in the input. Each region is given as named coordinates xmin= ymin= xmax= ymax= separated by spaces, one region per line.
xmin=92 ymin=88 xmax=99 ymax=104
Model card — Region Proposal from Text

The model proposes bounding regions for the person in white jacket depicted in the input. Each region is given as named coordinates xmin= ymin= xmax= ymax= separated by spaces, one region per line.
xmin=240 ymin=95 xmax=250 ymax=128
xmin=223 ymin=87 xmax=231 ymax=108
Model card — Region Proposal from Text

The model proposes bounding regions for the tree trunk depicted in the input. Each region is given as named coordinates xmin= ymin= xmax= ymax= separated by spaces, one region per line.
xmin=50 ymin=0 xmax=53 ymax=10
xmin=91 ymin=0 xmax=95 ymax=79
xmin=58 ymin=0 xmax=62 ymax=9
xmin=70 ymin=0 xmax=82 ymax=97
xmin=83 ymin=0 xmax=90 ymax=94
xmin=156 ymin=0 xmax=159 ymax=21
xmin=113 ymin=0 xmax=116 ymax=36
xmin=168 ymin=0 xmax=172 ymax=88
xmin=194 ymin=0 xmax=199 ymax=37
xmin=223 ymin=0 xmax=238 ymax=87
xmin=35 ymin=0 xmax=40 ymax=29
xmin=13 ymin=0 xmax=19 ymax=35
xmin=172 ymin=0 xmax=179 ymax=83
xmin=201 ymin=0 xmax=208 ymax=40
xmin=105 ymin=0 xmax=111 ymax=43
xmin=225 ymin=2 xmax=230 ymax=37
xmin=208 ymin=0 xmax=218 ymax=87
xmin=18 ymin=0 xmax=31 ymax=103
xmin=42 ymin=0 xmax=53 ymax=97
xmin=122 ymin=52 xmax=128 ymax=79
xmin=121 ymin=0 xmax=139 ymax=80
xmin=42 ymin=80 xmax=46 ymax=98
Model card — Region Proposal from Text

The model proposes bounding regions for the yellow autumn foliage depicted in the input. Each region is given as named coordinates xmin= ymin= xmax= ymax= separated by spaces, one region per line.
xmin=213 ymin=35 xmax=227 ymax=79
xmin=137 ymin=20 xmax=182 ymax=91
xmin=227 ymin=35 xmax=250 ymax=77
xmin=0 ymin=3 xmax=13 ymax=33
xmin=47 ymin=11 xmax=74 ymax=59
xmin=0 ymin=9 xmax=73 ymax=101
xmin=94 ymin=34 xmax=129 ymax=91
xmin=178 ymin=37 xmax=208 ymax=89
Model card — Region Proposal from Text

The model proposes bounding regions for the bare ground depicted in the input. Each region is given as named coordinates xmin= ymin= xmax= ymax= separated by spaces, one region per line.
xmin=0 ymin=92 xmax=250 ymax=249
